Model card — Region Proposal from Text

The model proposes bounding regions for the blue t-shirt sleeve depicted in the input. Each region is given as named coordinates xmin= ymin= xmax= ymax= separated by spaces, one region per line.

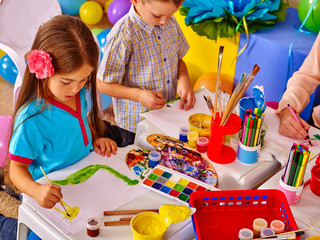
xmin=9 ymin=111 xmax=44 ymax=164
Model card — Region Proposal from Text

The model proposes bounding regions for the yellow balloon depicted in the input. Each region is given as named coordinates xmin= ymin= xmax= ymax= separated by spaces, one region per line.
xmin=104 ymin=0 xmax=114 ymax=14
xmin=0 ymin=49 xmax=5 ymax=59
xmin=79 ymin=1 xmax=103 ymax=25
xmin=193 ymin=72 xmax=233 ymax=94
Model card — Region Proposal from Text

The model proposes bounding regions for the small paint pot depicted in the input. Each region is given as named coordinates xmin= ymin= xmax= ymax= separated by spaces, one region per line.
xmin=260 ymin=228 xmax=275 ymax=237
xmin=197 ymin=137 xmax=208 ymax=153
xmin=131 ymin=212 xmax=167 ymax=240
xmin=270 ymin=220 xmax=285 ymax=234
xmin=148 ymin=151 xmax=161 ymax=168
xmin=238 ymin=228 xmax=254 ymax=240
xmin=86 ymin=217 xmax=100 ymax=237
xmin=187 ymin=131 xmax=199 ymax=148
xmin=179 ymin=126 xmax=189 ymax=142
xmin=253 ymin=218 xmax=268 ymax=237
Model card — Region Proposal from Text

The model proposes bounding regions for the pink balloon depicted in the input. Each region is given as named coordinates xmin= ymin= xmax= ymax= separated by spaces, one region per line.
xmin=0 ymin=115 xmax=13 ymax=167
xmin=107 ymin=0 xmax=131 ymax=25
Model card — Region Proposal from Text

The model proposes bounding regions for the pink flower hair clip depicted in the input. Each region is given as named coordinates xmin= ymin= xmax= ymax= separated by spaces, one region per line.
xmin=27 ymin=49 xmax=54 ymax=79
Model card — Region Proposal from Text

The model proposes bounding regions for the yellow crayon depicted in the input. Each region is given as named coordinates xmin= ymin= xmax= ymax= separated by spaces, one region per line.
xmin=295 ymin=151 xmax=309 ymax=187
xmin=253 ymin=118 xmax=262 ymax=147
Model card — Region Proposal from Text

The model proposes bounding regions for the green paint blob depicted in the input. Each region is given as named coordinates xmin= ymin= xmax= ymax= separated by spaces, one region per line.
xmin=51 ymin=164 xmax=139 ymax=186
xmin=313 ymin=134 xmax=320 ymax=140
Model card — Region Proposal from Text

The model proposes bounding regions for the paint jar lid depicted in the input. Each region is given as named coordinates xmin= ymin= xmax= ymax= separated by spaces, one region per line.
xmin=238 ymin=228 xmax=254 ymax=240
xmin=86 ymin=217 xmax=101 ymax=230
xmin=179 ymin=126 xmax=189 ymax=136
xmin=270 ymin=220 xmax=285 ymax=234
xmin=149 ymin=151 xmax=161 ymax=161
xmin=197 ymin=137 xmax=208 ymax=146
xmin=260 ymin=228 xmax=275 ymax=237
xmin=187 ymin=131 xmax=199 ymax=141
xmin=253 ymin=218 xmax=268 ymax=231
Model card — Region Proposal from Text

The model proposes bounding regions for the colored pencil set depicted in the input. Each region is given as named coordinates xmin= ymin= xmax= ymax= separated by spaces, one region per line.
xmin=240 ymin=108 xmax=265 ymax=147
xmin=282 ymin=143 xmax=310 ymax=187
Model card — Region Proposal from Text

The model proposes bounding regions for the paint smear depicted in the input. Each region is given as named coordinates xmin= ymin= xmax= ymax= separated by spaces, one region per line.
xmin=51 ymin=164 xmax=139 ymax=186
xmin=53 ymin=200 xmax=79 ymax=224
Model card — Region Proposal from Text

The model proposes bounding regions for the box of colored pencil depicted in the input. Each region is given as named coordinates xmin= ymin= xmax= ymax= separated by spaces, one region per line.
xmin=240 ymin=108 xmax=265 ymax=147
xmin=282 ymin=143 xmax=310 ymax=187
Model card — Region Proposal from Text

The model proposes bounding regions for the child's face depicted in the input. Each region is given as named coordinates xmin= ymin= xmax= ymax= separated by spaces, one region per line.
xmin=47 ymin=63 xmax=93 ymax=103
xmin=133 ymin=0 xmax=181 ymax=26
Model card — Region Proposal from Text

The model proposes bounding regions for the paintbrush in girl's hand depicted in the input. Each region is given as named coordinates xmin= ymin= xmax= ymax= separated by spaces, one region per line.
xmin=40 ymin=166 xmax=70 ymax=217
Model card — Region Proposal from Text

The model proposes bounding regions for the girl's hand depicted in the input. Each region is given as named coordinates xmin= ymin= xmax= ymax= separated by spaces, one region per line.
xmin=93 ymin=137 xmax=117 ymax=157
xmin=177 ymin=79 xmax=196 ymax=110
xmin=34 ymin=183 xmax=62 ymax=209
xmin=279 ymin=107 xmax=310 ymax=139
xmin=138 ymin=89 xmax=166 ymax=110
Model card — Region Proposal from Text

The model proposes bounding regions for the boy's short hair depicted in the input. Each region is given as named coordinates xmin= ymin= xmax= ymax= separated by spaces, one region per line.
xmin=142 ymin=0 xmax=183 ymax=8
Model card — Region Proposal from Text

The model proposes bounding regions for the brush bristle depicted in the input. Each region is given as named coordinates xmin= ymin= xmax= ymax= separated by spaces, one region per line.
xmin=219 ymin=46 xmax=224 ymax=54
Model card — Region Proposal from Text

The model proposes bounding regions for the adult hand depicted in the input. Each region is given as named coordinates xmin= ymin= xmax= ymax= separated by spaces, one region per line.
xmin=279 ymin=107 xmax=310 ymax=139
xmin=138 ymin=89 xmax=166 ymax=110
xmin=93 ymin=138 xmax=117 ymax=157
xmin=177 ymin=80 xmax=196 ymax=110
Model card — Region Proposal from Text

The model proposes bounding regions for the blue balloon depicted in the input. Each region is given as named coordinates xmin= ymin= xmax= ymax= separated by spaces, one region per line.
xmin=0 ymin=54 xmax=18 ymax=84
xmin=102 ymin=93 xmax=112 ymax=109
xmin=58 ymin=0 xmax=86 ymax=15
xmin=97 ymin=28 xmax=112 ymax=60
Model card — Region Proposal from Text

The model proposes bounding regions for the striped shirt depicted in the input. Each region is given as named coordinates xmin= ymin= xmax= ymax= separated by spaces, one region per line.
xmin=98 ymin=6 xmax=189 ymax=133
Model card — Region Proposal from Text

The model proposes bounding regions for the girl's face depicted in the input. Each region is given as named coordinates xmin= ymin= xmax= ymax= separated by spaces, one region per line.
xmin=47 ymin=63 xmax=93 ymax=104
xmin=132 ymin=0 xmax=180 ymax=26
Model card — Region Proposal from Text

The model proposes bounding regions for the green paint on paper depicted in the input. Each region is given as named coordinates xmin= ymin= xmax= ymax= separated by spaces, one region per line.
xmin=313 ymin=134 xmax=320 ymax=140
xmin=51 ymin=164 xmax=139 ymax=186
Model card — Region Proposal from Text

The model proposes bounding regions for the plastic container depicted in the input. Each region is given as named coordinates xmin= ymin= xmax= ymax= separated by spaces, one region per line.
xmin=86 ymin=217 xmax=100 ymax=237
xmin=179 ymin=126 xmax=189 ymax=142
xmin=310 ymin=163 xmax=320 ymax=196
xmin=207 ymin=113 xmax=241 ymax=164
xmin=260 ymin=228 xmax=275 ymax=237
xmin=239 ymin=97 xmax=256 ymax=120
xmin=187 ymin=131 xmax=199 ymax=148
xmin=237 ymin=141 xmax=261 ymax=164
xmin=238 ymin=228 xmax=254 ymax=240
xmin=188 ymin=113 xmax=211 ymax=137
xmin=197 ymin=137 xmax=208 ymax=153
xmin=253 ymin=218 xmax=267 ymax=237
xmin=189 ymin=189 xmax=299 ymax=240
xmin=278 ymin=176 xmax=304 ymax=206
xmin=270 ymin=219 xmax=285 ymax=234
xmin=130 ymin=212 xmax=167 ymax=240
xmin=148 ymin=151 xmax=161 ymax=168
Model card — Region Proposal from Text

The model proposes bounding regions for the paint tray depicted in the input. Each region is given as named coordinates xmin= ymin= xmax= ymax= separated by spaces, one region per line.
xmin=189 ymin=189 xmax=300 ymax=240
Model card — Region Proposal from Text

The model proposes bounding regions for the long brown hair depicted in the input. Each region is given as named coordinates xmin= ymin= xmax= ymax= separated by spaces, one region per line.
xmin=5 ymin=15 xmax=103 ymax=188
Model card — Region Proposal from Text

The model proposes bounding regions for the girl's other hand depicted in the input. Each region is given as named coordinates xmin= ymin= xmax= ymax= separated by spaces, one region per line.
xmin=139 ymin=89 xmax=166 ymax=110
xmin=93 ymin=137 xmax=117 ymax=157
xmin=34 ymin=183 xmax=62 ymax=209
xmin=279 ymin=107 xmax=310 ymax=139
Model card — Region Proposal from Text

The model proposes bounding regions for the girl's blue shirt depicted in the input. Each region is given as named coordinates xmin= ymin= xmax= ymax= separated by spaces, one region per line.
xmin=9 ymin=87 xmax=93 ymax=180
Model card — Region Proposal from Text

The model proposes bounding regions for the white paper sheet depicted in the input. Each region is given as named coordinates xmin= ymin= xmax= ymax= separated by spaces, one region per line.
xmin=23 ymin=152 xmax=148 ymax=235
xmin=141 ymin=88 xmax=220 ymax=139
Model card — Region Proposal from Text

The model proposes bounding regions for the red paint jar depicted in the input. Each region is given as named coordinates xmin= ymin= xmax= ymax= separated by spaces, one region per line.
xmin=197 ymin=137 xmax=209 ymax=153
xmin=86 ymin=217 xmax=100 ymax=237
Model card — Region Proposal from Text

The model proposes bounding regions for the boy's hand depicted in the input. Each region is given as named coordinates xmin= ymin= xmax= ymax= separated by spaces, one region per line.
xmin=93 ymin=137 xmax=117 ymax=157
xmin=177 ymin=80 xmax=196 ymax=110
xmin=279 ymin=107 xmax=310 ymax=139
xmin=139 ymin=89 xmax=166 ymax=110
xmin=34 ymin=183 xmax=62 ymax=209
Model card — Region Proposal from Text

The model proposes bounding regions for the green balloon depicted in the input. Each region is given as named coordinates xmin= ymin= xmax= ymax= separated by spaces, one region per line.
xmin=298 ymin=0 xmax=320 ymax=33
xmin=91 ymin=28 xmax=103 ymax=36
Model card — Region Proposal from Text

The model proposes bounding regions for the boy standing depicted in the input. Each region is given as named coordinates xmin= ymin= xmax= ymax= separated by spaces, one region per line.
xmin=97 ymin=0 xmax=195 ymax=146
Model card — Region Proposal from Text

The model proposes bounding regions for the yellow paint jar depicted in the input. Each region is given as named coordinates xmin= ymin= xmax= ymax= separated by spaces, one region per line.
xmin=131 ymin=212 xmax=167 ymax=240
xmin=188 ymin=113 xmax=211 ymax=137
xmin=307 ymin=237 xmax=320 ymax=240
xmin=187 ymin=131 xmax=199 ymax=148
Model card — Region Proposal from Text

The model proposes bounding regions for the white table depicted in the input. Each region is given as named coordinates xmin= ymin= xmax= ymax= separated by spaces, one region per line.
xmin=259 ymin=158 xmax=320 ymax=239
xmin=17 ymin=146 xmax=195 ymax=240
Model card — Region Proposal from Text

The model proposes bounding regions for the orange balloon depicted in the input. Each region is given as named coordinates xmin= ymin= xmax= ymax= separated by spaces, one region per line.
xmin=193 ymin=72 xmax=233 ymax=94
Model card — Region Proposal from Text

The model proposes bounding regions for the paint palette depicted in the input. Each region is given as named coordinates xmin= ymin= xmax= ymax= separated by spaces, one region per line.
xmin=141 ymin=165 xmax=218 ymax=205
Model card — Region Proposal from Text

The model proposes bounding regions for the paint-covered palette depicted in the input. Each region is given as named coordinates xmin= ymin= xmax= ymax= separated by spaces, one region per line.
xmin=126 ymin=134 xmax=218 ymax=187
xmin=142 ymin=165 xmax=218 ymax=205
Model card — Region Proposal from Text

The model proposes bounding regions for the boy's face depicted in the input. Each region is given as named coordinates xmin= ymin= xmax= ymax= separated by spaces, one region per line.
xmin=132 ymin=0 xmax=181 ymax=26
